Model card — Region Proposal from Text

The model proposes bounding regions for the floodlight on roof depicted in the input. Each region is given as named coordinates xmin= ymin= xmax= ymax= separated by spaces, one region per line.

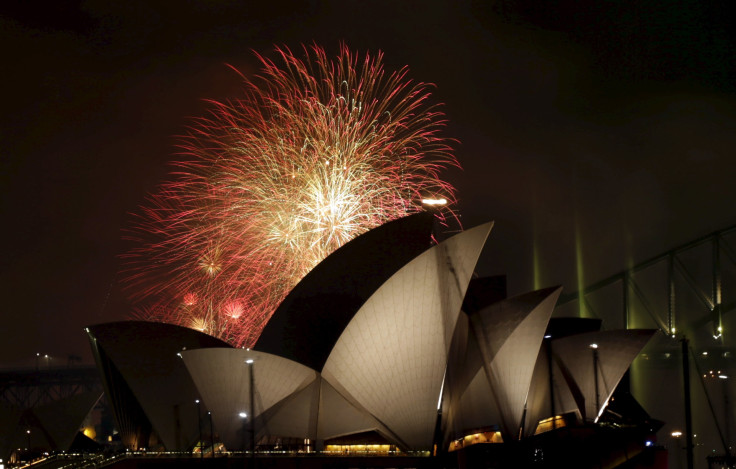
xmin=421 ymin=198 xmax=447 ymax=206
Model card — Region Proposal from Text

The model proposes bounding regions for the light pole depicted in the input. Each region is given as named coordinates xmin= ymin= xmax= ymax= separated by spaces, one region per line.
xmin=195 ymin=399 xmax=203 ymax=460
xmin=721 ymin=374 xmax=730 ymax=456
xmin=590 ymin=343 xmax=599 ymax=421
xmin=208 ymin=411 xmax=214 ymax=455
xmin=246 ymin=358 xmax=255 ymax=466
xmin=239 ymin=412 xmax=247 ymax=455
xmin=545 ymin=335 xmax=555 ymax=430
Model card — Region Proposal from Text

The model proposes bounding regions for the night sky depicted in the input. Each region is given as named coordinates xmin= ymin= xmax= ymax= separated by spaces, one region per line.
xmin=2 ymin=0 xmax=735 ymax=367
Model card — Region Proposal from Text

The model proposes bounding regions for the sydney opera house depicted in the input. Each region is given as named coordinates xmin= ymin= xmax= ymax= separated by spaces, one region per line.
xmin=83 ymin=213 xmax=658 ymax=466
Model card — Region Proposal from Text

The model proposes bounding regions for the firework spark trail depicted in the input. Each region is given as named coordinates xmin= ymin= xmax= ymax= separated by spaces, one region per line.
xmin=123 ymin=44 xmax=460 ymax=347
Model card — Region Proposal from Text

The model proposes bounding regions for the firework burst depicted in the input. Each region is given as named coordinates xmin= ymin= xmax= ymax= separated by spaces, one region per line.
xmin=123 ymin=44 xmax=460 ymax=347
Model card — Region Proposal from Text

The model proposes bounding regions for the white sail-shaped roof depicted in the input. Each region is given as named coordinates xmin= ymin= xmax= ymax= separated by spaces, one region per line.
xmin=317 ymin=378 xmax=396 ymax=442
xmin=453 ymin=368 xmax=501 ymax=434
xmin=322 ymin=222 xmax=493 ymax=450
xmin=181 ymin=348 xmax=317 ymax=450
xmin=442 ymin=310 xmax=477 ymax=441
xmin=88 ymin=321 xmax=230 ymax=451
xmin=259 ymin=377 xmax=320 ymax=441
xmin=522 ymin=340 xmax=552 ymax=437
xmin=552 ymin=329 xmax=655 ymax=421
xmin=522 ymin=340 xmax=584 ymax=436
xmin=470 ymin=287 xmax=561 ymax=440
xmin=525 ymin=342 xmax=591 ymax=432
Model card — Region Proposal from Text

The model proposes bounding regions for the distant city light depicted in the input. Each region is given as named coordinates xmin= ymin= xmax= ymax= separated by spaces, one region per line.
xmin=671 ymin=431 xmax=682 ymax=438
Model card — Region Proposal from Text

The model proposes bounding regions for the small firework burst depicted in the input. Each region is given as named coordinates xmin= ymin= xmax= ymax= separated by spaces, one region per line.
xmin=123 ymin=44 xmax=459 ymax=347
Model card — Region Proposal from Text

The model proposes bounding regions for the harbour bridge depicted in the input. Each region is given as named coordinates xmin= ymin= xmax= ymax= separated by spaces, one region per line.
xmin=555 ymin=224 xmax=735 ymax=469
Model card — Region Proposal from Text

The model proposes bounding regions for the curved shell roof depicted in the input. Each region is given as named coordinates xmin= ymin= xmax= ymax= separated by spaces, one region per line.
xmin=322 ymin=222 xmax=493 ymax=449
xmin=256 ymin=213 xmax=435 ymax=371
xmin=87 ymin=321 xmax=230 ymax=450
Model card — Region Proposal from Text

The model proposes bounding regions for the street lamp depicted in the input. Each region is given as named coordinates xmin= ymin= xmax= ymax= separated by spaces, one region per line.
xmin=195 ymin=399 xmax=203 ymax=460
xmin=239 ymin=412 xmax=247 ymax=456
xmin=207 ymin=411 xmax=214 ymax=455
xmin=26 ymin=430 xmax=31 ymax=452
xmin=590 ymin=343 xmax=600 ymax=421
xmin=544 ymin=334 xmax=555 ymax=429
xmin=719 ymin=374 xmax=730 ymax=455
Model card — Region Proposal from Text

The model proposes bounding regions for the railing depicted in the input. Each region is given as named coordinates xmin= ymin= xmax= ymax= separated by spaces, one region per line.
xmin=555 ymin=224 xmax=736 ymax=347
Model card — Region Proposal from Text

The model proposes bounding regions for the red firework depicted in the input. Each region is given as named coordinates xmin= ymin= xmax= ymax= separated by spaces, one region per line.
xmin=123 ymin=44 xmax=459 ymax=347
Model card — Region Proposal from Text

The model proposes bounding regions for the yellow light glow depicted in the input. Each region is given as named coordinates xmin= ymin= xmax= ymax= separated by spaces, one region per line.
xmin=448 ymin=431 xmax=503 ymax=451
xmin=534 ymin=415 xmax=567 ymax=435
xmin=421 ymin=198 xmax=447 ymax=206
xmin=324 ymin=443 xmax=392 ymax=454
